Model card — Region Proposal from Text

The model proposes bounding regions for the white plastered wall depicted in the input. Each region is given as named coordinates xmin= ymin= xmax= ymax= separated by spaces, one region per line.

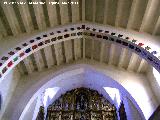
xmin=147 ymin=66 xmax=160 ymax=103
xmin=0 ymin=67 xmax=20 ymax=119
xmin=22 ymin=98 xmax=37 ymax=120
xmin=126 ymin=97 xmax=143 ymax=120
xmin=1 ymin=60 xmax=159 ymax=120
xmin=83 ymin=61 xmax=159 ymax=119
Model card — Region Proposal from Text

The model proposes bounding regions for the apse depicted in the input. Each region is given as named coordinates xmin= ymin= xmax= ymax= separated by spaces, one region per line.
xmin=16 ymin=65 xmax=149 ymax=120
xmin=43 ymin=88 xmax=118 ymax=120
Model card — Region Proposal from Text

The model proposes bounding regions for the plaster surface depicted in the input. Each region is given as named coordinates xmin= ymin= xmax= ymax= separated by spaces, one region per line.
xmin=1 ymin=60 xmax=158 ymax=120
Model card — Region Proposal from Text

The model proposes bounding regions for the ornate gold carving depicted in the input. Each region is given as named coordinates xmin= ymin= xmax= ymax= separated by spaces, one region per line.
xmin=37 ymin=88 xmax=117 ymax=120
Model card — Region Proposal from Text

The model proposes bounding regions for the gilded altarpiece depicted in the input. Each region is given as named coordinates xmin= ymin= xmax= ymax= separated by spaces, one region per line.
xmin=38 ymin=88 xmax=117 ymax=120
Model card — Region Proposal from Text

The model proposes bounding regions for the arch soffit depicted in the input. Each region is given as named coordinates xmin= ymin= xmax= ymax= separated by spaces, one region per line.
xmin=0 ymin=23 xmax=160 ymax=83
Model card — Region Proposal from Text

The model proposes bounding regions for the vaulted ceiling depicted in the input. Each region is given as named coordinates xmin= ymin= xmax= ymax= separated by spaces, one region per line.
xmin=1 ymin=0 xmax=160 ymax=76
xmin=0 ymin=0 xmax=160 ymax=39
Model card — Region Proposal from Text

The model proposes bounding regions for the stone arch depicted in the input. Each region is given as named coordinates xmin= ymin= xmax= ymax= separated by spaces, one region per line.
xmin=15 ymin=64 xmax=146 ymax=120
xmin=0 ymin=23 xmax=160 ymax=83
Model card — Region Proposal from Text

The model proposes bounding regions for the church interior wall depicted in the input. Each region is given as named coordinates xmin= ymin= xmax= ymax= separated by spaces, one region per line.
xmin=147 ymin=67 xmax=160 ymax=103
xmin=0 ymin=0 xmax=160 ymax=119
xmin=0 ymin=68 xmax=20 ymax=119
xmin=1 ymin=60 xmax=158 ymax=120
xmin=22 ymin=98 xmax=37 ymax=120
xmin=126 ymin=97 xmax=143 ymax=120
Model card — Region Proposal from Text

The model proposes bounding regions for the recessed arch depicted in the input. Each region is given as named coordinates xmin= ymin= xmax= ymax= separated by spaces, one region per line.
xmin=16 ymin=64 xmax=146 ymax=120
